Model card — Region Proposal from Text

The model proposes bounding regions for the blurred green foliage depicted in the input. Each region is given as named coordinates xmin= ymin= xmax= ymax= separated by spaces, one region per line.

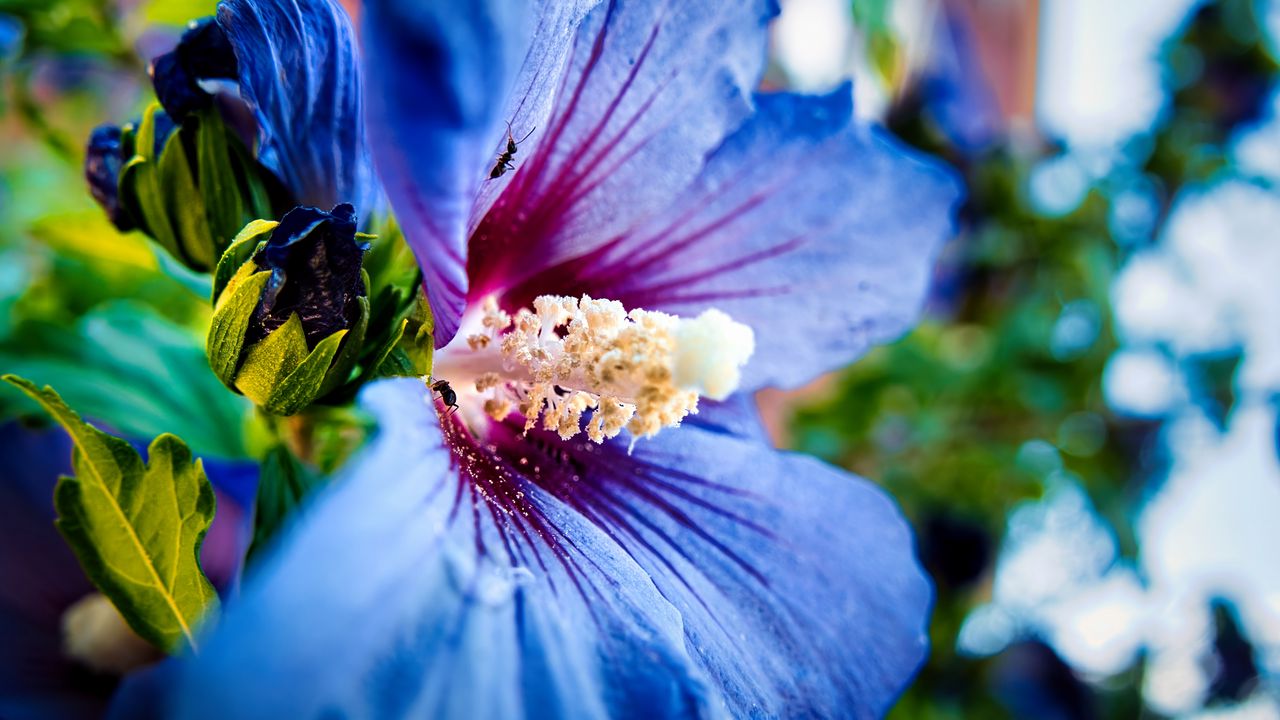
xmin=0 ymin=0 xmax=254 ymax=459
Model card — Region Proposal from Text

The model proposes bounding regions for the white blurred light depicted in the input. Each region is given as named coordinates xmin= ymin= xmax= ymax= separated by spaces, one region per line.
xmin=1190 ymin=693 xmax=1280 ymax=720
xmin=1042 ymin=569 xmax=1148 ymax=676
xmin=1139 ymin=402 xmax=1280 ymax=677
xmin=774 ymin=0 xmax=854 ymax=92
xmin=1140 ymin=182 xmax=1280 ymax=392
xmin=1038 ymin=0 xmax=1203 ymax=150
xmin=1104 ymin=348 xmax=1183 ymax=417
xmin=1232 ymin=91 xmax=1280 ymax=183
xmin=1028 ymin=153 xmax=1090 ymax=216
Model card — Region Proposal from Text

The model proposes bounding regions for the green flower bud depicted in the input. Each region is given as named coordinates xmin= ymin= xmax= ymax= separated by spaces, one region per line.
xmin=207 ymin=204 xmax=370 ymax=416
xmin=107 ymin=102 xmax=283 ymax=273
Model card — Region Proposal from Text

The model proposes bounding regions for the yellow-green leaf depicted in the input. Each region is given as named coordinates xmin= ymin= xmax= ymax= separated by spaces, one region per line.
xmin=3 ymin=375 xmax=219 ymax=653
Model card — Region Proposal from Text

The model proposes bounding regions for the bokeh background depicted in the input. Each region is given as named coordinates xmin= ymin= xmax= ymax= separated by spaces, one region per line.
xmin=2 ymin=0 xmax=1279 ymax=717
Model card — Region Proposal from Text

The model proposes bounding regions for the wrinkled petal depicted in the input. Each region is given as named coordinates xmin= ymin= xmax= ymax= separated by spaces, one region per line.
xmin=149 ymin=18 xmax=238 ymax=123
xmin=500 ymin=87 xmax=962 ymax=390
xmin=176 ymin=378 xmax=715 ymax=719
xmin=217 ymin=0 xmax=379 ymax=215
xmin=247 ymin=203 xmax=367 ymax=347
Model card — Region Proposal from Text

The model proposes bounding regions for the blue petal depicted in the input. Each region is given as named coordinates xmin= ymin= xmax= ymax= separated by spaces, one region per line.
xmin=106 ymin=661 xmax=177 ymax=720
xmin=593 ymin=419 xmax=933 ymax=717
xmin=176 ymin=378 xmax=715 ymax=719
xmin=177 ymin=376 xmax=929 ymax=717
xmin=468 ymin=0 xmax=780 ymax=330
xmin=920 ymin=5 xmax=1005 ymax=152
xmin=362 ymin=0 xmax=594 ymax=346
xmin=85 ymin=124 xmax=135 ymax=232
xmin=366 ymin=0 xmax=776 ymax=347
xmin=500 ymin=86 xmax=963 ymax=390
xmin=216 ymin=0 xmax=380 ymax=217
xmin=149 ymin=18 xmax=238 ymax=123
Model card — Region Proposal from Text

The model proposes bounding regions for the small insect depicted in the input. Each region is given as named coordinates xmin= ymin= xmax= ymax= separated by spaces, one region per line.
xmin=489 ymin=122 xmax=535 ymax=179
xmin=430 ymin=378 xmax=459 ymax=416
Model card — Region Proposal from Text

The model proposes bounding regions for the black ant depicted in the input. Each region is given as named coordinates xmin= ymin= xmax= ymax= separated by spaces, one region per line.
xmin=430 ymin=378 xmax=458 ymax=417
xmin=489 ymin=122 xmax=535 ymax=179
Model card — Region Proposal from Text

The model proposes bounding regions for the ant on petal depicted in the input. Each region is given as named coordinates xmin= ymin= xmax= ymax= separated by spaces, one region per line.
xmin=489 ymin=122 xmax=535 ymax=179
xmin=429 ymin=377 xmax=459 ymax=417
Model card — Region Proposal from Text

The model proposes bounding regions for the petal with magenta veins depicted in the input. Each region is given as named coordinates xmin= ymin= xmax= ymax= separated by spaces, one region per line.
xmin=363 ymin=0 xmax=583 ymax=347
xmin=474 ymin=400 xmax=934 ymax=717
xmin=176 ymin=379 xmax=716 ymax=719
xmin=467 ymin=0 xmax=779 ymax=344
xmin=217 ymin=0 xmax=380 ymax=216
xmin=499 ymin=86 xmax=963 ymax=391
xmin=179 ymin=373 xmax=930 ymax=717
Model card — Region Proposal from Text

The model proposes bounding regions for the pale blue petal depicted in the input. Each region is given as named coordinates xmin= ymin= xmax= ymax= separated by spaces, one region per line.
xmin=176 ymin=378 xmax=716 ymax=719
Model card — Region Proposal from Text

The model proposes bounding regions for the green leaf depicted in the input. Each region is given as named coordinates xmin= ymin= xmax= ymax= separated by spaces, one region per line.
xmin=206 ymin=267 xmax=270 ymax=385
xmin=245 ymin=444 xmax=326 ymax=567
xmin=212 ymin=219 xmax=276 ymax=303
xmin=235 ymin=313 xmax=312 ymax=404
xmin=0 ymin=302 xmax=253 ymax=459
xmin=364 ymin=317 xmax=410 ymax=381
xmin=318 ymin=294 xmax=369 ymax=397
xmin=195 ymin=109 xmax=247 ymax=255
xmin=2 ymin=375 xmax=219 ymax=653
xmin=261 ymin=327 xmax=345 ymax=415
xmin=234 ymin=314 xmax=348 ymax=416
xmin=158 ymin=126 xmax=215 ymax=271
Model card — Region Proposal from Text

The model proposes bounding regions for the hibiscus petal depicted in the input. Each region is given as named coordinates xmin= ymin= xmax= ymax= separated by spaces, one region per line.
xmin=500 ymin=86 xmax=963 ymax=391
xmin=587 ymin=424 xmax=933 ymax=717
xmin=468 ymin=0 xmax=779 ymax=345
xmin=180 ymin=374 xmax=928 ymax=716
xmin=176 ymin=378 xmax=716 ymax=718
xmin=217 ymin=0 xmax=380 ymax=215
xmin=363 ymin=0 xmax=581 ymax=346
xmin=475 ymin=410 xmax=933 ymax=716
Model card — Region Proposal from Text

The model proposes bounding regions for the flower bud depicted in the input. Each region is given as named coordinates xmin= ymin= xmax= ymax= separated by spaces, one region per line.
xmin=149 ymin=17 xmax=239 ymax=123
xmin=85 ymin=124 xmax=135 ymax=232
xmin=87 ymin=100 xmax=282 ymax=273
xmin=207 ymin=204 xmax=371 ymax=416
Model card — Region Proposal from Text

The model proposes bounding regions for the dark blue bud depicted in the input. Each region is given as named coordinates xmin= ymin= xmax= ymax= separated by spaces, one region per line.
xmin=150 ymin=17 xmax=238 ymax=122
xmin=177 ymin=17 xmax=238 ymax=82
xmin=246 ymin=203 xmax=367 ymax=348
xmin=85 ymin=110 xmax=178 ymax=231
xmin=84 ymin=124 xmax=134 ymax=232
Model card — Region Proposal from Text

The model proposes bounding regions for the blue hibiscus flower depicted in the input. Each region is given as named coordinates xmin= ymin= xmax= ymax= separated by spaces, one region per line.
xmin=154 ymin=0 xmax=957 ymax=716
